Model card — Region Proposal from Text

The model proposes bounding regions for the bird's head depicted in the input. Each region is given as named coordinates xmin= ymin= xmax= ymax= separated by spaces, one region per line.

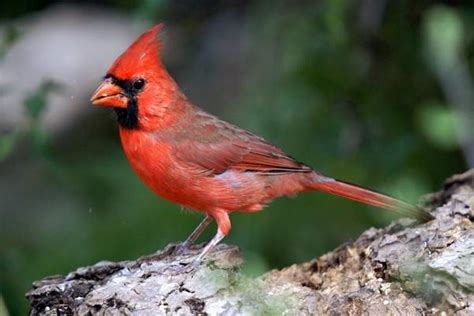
xmin=91 ymin=24 xmax=181 ymax=130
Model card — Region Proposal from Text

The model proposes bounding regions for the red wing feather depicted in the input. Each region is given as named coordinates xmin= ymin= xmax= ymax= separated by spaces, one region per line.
xmin=173 ymin=117 xmax=311 ymax=175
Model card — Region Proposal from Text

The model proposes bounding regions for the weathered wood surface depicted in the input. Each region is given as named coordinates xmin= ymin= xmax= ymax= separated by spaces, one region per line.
xmin=27 ymin=170 xmax=474 ymax=315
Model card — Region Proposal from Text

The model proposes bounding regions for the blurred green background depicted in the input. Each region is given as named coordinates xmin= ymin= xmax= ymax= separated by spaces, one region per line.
xmin=0 ymin=0 xmax=472 ymax=314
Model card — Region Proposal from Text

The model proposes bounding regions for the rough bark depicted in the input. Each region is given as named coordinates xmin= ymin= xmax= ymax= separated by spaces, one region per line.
xmin=27 ymin=170 xmax=474 ymax=315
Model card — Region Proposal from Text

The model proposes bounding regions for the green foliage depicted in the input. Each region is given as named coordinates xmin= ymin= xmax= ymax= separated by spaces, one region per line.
xmin=0 ymin=26 xmax=19 ymax=59
xmin=0 ymin=80 xmax=61 ymax=162
xmin=0 ymin=296 xmax=8 ymax=316
xmin=424 ymin=6 xmax=464 ymax=71
xmin=0 ymin=27 xmax=20 ymax=162
xmin=417 ymin=102 xmax=461 ymax=149
xmin=0 ymin=131 xmax=18 ymax=161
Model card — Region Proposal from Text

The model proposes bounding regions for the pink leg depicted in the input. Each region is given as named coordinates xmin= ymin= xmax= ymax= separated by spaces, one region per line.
xmin=182 ymin=215 xmax=213 ymax=246
xmin=192 ymin=230 xmax=226 ymax=263
xmin=173 ymin=215 xmax=213 ymax=255
xmin=191 ymin=209 xmax=231 ymax=265
xmin=168 ymin=210 xmax=231 ymax=273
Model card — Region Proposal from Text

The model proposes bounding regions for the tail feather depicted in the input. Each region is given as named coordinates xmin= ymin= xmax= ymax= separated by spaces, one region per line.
xmin=312 ymin=179 xmax=433 ymax=222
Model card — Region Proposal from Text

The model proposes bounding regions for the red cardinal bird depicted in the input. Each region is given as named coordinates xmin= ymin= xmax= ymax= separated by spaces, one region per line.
xmin=91 ymin=24 xmax=432 ymax=266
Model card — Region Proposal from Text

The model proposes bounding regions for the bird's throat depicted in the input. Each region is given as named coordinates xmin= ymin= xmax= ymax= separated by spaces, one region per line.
xmin=114 ymin=98 xmax=139 ymax=129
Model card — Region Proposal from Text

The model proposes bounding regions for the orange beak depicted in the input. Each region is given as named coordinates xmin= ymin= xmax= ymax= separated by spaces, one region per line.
xmin=91 ymin=79 xmax=128 ymax=108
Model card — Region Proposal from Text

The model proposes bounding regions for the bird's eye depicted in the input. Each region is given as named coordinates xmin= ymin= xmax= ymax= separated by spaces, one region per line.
xmin=133 ymin=79 xmax=145 ymax=90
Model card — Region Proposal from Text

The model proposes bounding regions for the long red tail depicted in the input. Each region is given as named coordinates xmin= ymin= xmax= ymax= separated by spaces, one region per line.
xmin=311 ymin=179 xmax=433 ymax=222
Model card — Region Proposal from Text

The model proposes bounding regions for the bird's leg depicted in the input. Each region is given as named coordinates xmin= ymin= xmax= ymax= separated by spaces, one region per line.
xmin=175 ymin=215 xmax=213 ymax=253
xmin=167 ymin=229 xmax=226 ymax=274
xmin=169 ymin=210 xmax=230 ymax=273
xmin=187 ymin=209 xmax=230 ymax=267
xmin=192 ymin=229 xmax=226 ymax=263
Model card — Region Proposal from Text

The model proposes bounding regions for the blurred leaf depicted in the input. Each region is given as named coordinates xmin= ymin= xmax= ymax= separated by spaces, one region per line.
xmin=424 ymin=6 xmax=463 ymax=70
xmin=417 ymin=103 xmax=460 ymax=149
xmin=24 ymin=93 xmax=47 ymax=121
xmin=31 ymin=127 xmax=54 ymax=159
xmin=0 ymin=131 xmax=19 ymax=161
xmin=0 ymin=79 xmax=61 ymax=162
xmin=0 ymin=295 xmax=9 ymax=316
xmin=0 ymin=25 xmax=20 ymax=59
xmin=323 ymin=0 xmax=349 ymax=45
xmin=134 ymin=0 xmax=167 ymax=21
xmin=23 ymin=80 xmax=62 ymax=121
